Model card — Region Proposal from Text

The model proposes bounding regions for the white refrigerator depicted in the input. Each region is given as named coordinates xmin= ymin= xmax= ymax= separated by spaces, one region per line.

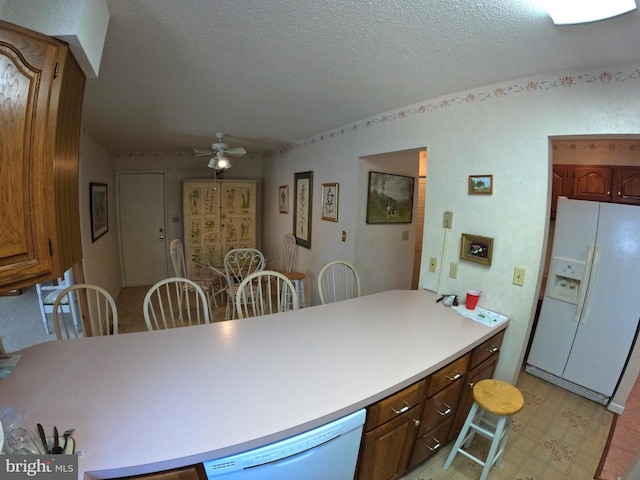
xmin=526 ymin=198 xmax=640 ymax=405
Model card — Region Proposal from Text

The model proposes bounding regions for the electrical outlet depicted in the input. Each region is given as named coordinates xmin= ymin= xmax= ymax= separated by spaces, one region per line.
xmin=513 ymin=267 xmax=525 ymax=286
xmin=449 ymin=262 xmax=458 ymax=279
xmin=429 ymin=257 xmax=437 ymax=273
xmin=341 ymin=230 xmax=346 ymax=242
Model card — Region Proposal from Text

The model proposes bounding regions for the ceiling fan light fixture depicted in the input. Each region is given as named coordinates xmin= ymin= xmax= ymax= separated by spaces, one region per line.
xmin=208 ymin=154 xmax=231 ymax=171
xmin=536 ymin=0 xmax=636 ymax=24
xmin=216 ymin=156 xmax=231 ymax=170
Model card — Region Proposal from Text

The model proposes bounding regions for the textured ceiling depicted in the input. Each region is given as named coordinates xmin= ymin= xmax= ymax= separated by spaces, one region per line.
xmin=81 ymin=0 xmax=640 ymax=154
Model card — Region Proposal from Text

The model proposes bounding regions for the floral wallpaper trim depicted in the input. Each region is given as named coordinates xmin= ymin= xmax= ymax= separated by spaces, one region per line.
xmin=281 ymin=66 xmax=640 ymax=154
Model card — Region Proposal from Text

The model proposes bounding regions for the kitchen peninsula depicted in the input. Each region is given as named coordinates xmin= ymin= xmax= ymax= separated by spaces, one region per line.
xmin=0 ymin=290 xmax=507 ymax=479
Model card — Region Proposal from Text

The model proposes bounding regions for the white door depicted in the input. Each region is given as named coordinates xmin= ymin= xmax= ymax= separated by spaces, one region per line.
xmin=118 ymin=173 xmax=168 ymax=286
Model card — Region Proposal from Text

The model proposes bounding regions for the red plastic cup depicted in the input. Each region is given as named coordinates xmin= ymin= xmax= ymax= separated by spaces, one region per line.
xmin=466 ymin=290 xmax=481 ymax=310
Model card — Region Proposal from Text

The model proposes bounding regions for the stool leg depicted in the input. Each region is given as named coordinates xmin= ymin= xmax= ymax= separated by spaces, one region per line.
xmin=494 ymin=417 xmax=512 ymax=468
xmin=479 ymin=415 xmax=507 ymax=480
xmin=444 ymin=402 xmax=479 ymax=470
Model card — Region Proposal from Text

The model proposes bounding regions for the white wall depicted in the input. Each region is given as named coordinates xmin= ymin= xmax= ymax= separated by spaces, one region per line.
xmin=260 ymin=64 xmax=640 ymax=401
xmin=79 ymin=132 xmax=121 ymax=300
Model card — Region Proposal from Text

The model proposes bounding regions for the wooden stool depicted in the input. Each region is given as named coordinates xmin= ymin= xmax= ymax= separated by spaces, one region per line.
xmin=443 ymin=379 xmax=524 ymax=480
xmin=283 ymin=271 xmax=306 ymax=308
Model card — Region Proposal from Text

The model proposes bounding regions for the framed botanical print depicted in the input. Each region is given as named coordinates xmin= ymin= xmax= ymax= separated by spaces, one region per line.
xmin=293 ymin=171 xmax=313 ymax=248
xmin=279 ymin=185 xmax=289 ymax=213
xmin=321 ymin=183 xmax=339 ymax=221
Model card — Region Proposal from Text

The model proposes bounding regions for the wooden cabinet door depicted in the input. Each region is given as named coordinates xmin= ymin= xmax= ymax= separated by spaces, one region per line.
xmin=0 ymin=21 xmax=58 ymax=288
xmin=450 ymin=354 xmax=500 ymax=439
xmin=551 ymin=165 xmax=572 ymax=219
xmin=573 ymin=166 xmax=613 ymax=202
xmin=614 ymin=167 xmax=640 ymax=205
xmin=357 ymin=406 xmax=421 ymax=480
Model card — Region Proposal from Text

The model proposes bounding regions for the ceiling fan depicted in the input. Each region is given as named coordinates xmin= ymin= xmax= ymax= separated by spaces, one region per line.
xmin=193 ymin=133 xmax=247 ymax=171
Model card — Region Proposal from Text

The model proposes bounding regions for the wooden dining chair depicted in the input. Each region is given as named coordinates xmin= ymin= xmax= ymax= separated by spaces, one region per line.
xmin=53 ymin=284 xmax=118 ymax=339
xmin=317 ymin=260 xmax=361 ymax=305
xmin=235 ymin=270 xmax=299 ymax=319
xmin=143 ymin=277 xmax=210 ymax=330
xmin=280 ymin=233 xmax=306 ymax=308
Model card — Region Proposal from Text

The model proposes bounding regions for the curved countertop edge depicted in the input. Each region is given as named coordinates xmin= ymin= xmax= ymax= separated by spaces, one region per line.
xmin=0 ymin=290 xmax=508 ymax=480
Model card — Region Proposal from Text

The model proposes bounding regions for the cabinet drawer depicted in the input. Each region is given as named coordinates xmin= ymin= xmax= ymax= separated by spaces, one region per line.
xmin=469 ymin=330 xmax=504 ymax=370
xmin=365 ymin=380 xmax=425 ymax=431
xmin=408 ymin=417 xmax=453 ymax=469
xmin=419 ymin=380 xmax=463 ymax=436
xmin=426 ymin=354 xmax=469 ymax=397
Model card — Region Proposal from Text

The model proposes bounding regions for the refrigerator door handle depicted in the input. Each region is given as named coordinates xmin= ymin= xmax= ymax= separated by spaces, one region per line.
xmin=574 ymin=244 xmax=595 ymax=323
xmin=579 ymin=245 xmax=601 ymax=324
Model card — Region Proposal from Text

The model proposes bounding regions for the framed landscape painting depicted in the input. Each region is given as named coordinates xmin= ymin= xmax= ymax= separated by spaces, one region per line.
xmin=366 ymin=172 xmax=415 ymax=224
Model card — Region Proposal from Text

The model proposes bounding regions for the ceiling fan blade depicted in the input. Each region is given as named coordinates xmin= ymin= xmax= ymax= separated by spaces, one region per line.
xmin=193 ymin=148 xmax=214 ymax=156
xmin=226 ymin=147 xmax=247 ymax=156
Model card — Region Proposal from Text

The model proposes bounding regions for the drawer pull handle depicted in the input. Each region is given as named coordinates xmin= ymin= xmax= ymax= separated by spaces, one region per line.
xmin=485 ymin=345 xmax=499 ymax=354
xmin=435 ymin=403 xmax=452 ymax=416
xmin=411 ymin=417 xmax=421 ymax=427
xmin=390 ymin=401 xmax=411 ymax=414
xmin=445 ymin=371 xmax=462 ymax=381
xmin=426 ymin=437 xmax=442 ymax=451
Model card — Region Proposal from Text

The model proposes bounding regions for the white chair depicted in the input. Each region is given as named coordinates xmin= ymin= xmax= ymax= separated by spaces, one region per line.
xmin=224 ymin=248 xmax=265 ymax=319
xmin=281 ymin=233 xmax=306 ymax=308
xmin=235 ymin=270 xmax=299 ymax=319
xmin=200 ymin=231 xmax=228 ymax=308
xmin=317 ymin=260 xmax=361 ymax=305
xmin=53 ymin=284 xmax=118 ymax=339
xmin=35 ymin=268 xmax=80 ymax=335
xmin=170 ymin=238 xmax=214 ymax=315
xmin=143 ymin=277 xmax=210 ymax=330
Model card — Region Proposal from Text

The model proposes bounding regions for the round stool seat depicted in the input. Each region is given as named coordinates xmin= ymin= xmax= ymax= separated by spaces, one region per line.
xmin=473 ymin=379 xmax=524 ymax=416
xmin=284 ymin=271 xmax=305 ymax=281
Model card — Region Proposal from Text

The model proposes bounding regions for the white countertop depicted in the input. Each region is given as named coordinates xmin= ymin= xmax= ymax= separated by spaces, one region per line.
xmin=0 ymin=290 xmax=507 ymax=479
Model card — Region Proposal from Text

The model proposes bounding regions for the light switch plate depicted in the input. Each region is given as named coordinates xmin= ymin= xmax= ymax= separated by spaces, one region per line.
xmin=513 ymin=267 xmax=525 ymax=286
xmin=449 ymin=262 xmax=458 ymax=279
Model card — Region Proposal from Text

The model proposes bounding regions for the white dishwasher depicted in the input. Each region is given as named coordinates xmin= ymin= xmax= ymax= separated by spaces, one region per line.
xmin=202 ymin=409 xmax=366 ymax=479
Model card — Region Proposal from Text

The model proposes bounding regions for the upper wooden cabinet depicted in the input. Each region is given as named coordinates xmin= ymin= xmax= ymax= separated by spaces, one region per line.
xmin=552 ymin=165 xmax=640 ymax=217
xmin=0 ymin=20 xmax=85 ymax=292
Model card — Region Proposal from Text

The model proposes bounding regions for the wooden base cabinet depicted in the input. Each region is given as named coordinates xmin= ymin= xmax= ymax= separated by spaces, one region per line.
xmin=451 ymin=330 xmax=505 ymax=437
xmin=356 ymin=380 xmax=426 ymax=480
xmin=408 ymin=354 xmax=468 ymax=469
xmin=356 ymin=330 xmax=504 ymax=479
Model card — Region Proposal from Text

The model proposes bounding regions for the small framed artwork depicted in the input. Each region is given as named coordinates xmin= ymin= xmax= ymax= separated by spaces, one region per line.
xmin=366 ymin=171 xmax=415 ymax=224
xmin=460 ymin=233 xmax=493 ymax=266
xmin=279 ymin=185 xmax=289 ymax=213
xmin=90 ymin=182 xmax=109 ymax=242
xmin=468 ymin=175 xmax=493 ymax=195
xmin=321 ymin=183 xmax=339 ymax=222
xmin=293 ymin=171 xmax=313 ymax=248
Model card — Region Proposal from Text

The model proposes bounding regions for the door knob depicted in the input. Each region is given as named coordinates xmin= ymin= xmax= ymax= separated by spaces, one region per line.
xmin=159 ymin=235 xmax=164 ymax=240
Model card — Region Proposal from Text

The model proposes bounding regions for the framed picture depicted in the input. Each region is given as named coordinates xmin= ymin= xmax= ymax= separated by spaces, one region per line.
xmin=321 ymin=183 xmax=339 ymax=221
xmin=90 ymin=183 xmax=108 ymax=242
xmin=460 ymin=233 xmax=493 ymax=266
xmin=279 ymin=185 xmax=289 ymax=213
xmin=468 ymin=175 xmax=493 ymax=195
xmin=293 ymin=171 xmax=313 ymax=248
xmin=366 ymin=171 xmax=415 ymax=224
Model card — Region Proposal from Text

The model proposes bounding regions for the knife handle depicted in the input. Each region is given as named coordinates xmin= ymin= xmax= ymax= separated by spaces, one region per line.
xmin=37 ymin=423 xmax=50 ymax=453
